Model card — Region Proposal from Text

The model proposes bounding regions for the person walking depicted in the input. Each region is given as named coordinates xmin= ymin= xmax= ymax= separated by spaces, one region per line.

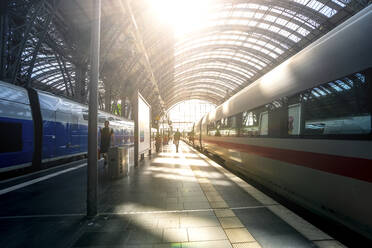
xmin=174 ymin=129 xmax=181 ymax=153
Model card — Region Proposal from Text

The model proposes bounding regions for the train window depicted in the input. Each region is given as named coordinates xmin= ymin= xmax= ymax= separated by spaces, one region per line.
xmin=241 ymin=111 xmax=258 ymax=136
xmin=207 ymin=122 xmax=216 ymax=136
xmin=0 ymin=85 xmax=29 ymax=105
xmin=218 ymin=116 xmax=237 ymax=136
xmin=240 ymin=106 xmax=268 ymax=136
xmin=0 ymin=122 xmax=22 ymax=153
xmin=288 ymin=104 xmax=301 ymax=135
xmin=56 ymin=111 xmax=71 ymax=123
xmin=259 ymin=112 xmax=269 ymax=135
xmin=302 ymin=70 xmax=371 ymax=136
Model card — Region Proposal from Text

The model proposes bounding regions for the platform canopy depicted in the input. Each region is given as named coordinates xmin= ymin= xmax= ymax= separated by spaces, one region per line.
xmin=1 ymin=0 xmax=369 ymax=117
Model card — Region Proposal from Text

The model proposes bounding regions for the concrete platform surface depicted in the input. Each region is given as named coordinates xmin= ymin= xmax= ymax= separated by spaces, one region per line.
xmin=0 ymin=143 xmax=346 ymax=248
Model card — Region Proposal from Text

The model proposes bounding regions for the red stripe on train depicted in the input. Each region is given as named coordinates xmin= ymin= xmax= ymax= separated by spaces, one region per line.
xmin=203 ymin=138 xmax=372 ymax=183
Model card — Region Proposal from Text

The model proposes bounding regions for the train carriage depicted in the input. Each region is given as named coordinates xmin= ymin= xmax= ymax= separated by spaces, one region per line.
xmin=194 ymin=5 xmax=372 ymax=239
xmin=0 ymin=81 xmax=134 ymax=173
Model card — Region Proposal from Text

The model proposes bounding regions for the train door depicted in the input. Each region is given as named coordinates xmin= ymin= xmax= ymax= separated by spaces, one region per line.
xmin=55 ymin=111 xmax=71 ymax=157
xmin=41 ymin=108 xmax=56 ymax=159
xmin=288 ymin=104 xmax=301 ymax=135
xmin=70 ymin=113 xmax=80 ymax=154
xmin=80 ymin=110 xmax=89 ymax=152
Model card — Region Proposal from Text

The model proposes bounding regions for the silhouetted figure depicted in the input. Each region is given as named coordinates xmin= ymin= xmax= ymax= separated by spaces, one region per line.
xmin=174 ymin=129 xmax=181 ymax=153
xmin=100 ymin=120 xmax=113 ymax=163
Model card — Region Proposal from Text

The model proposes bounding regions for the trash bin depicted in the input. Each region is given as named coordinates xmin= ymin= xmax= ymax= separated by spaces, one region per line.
xmin=108 ymin=146 xmax=129 ymax=179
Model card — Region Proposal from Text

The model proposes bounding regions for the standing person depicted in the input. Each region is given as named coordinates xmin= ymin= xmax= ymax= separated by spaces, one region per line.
xmin=174 ymin=129 xmax=181 ymax=153
xmin=155 ymin=133 xmax=162 ymax=153
xmin=100 ymin=120 xmax=113 ymax=164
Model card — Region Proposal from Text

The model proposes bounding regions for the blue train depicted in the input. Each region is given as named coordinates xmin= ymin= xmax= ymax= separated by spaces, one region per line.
xmin=0 ymin=80 xmax=134 ymax=173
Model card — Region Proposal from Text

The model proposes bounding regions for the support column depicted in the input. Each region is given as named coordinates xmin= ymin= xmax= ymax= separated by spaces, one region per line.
xmin=132 ymin=93 xmax=139 ymax=167
xmin=0 ymin=0 xmax=8 ymax=80
xmin=87 ymin=0 xmax=101 ymax=218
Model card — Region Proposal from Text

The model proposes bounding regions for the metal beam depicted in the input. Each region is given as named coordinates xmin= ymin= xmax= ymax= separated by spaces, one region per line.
xmin=119 ymin=0 xmax=165 ymax=114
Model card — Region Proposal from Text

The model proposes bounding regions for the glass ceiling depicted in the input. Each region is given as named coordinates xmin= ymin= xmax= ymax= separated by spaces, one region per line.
xmin=150 ymin=0 xmax=365 ymax=109
xmin=15 ymin=0 xmax=368 ymax=116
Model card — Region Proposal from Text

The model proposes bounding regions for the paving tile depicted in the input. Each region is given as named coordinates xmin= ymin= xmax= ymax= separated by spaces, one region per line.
xmin=126 ymin=228 xmax=163 ymax=244
xmin=179 ymin=197 xmax=208 ymax=203
xmin=129 ymin=217 xmax=158 ymax=229
xmin=163 ymin=228 xmax=188 ymax=242
xmin=209 ymin=201 xmax=228 ymax=209
xmin=180 ymin=215 xmax=220 ymax=227
xmin=232 ymin=242 xmax=262 ymax=248
xmin=158 ymin=217 xmax=180 ymax=228
xmin=200 ymin=186 xmax=216 ymax=192
xmin=206 ymin=195 xmax=224 ymax=202
xmin=122 ymin=244 xmax=153 ymax=248
xmin=153 ymin=243 xmax=182 ymax=248
xmin=225 ymin=228 xmax=255 ymax=243
xmin=233 ymin=208 xmax=315 ymax=248
xmin=314 ymin=240 xmax=347 ymax=248
xmin=186 ymin=210 xmax=215 ymax=217
xmin=182 ymin=240 xmax=233 ymax=248
xmin=73 ymin=231 xmax=129 ymax=246
xmin=219 ymin=217 xmax=244 ymax=228
xmin=187 ymin=226 xmax=227 ymax=241
xmin=165 ymin=203 xmax=184 ymax=210
xmin=214 ymin=209 xmax=235 ymax=218
xmin=166 ymin=197 xmax=178 ymax=204
xmin=183 ymin=202 xmax=210 ymax=210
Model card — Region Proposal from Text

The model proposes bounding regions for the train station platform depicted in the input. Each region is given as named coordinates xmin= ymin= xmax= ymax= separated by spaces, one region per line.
xmin=0 ymin=142 xmax=345 ymax=248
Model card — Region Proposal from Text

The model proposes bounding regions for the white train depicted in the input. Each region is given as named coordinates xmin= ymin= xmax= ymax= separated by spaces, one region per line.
xmin=193 ymin=5 xmax=372 ymax=239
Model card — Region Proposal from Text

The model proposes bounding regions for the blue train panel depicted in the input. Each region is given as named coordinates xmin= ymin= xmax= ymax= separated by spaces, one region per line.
xmin=0 ymin=82 xmax=34 ymax=172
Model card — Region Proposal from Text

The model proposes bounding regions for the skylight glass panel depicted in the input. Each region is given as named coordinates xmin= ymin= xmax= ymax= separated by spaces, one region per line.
xmin=331 ymin=0 xmax=347 ymax=7
xmin=288 ymin=34 xmax=301 ymax=42
xmin=269 ymin=53 xmax=278 ymax=58
xmin=328 ymin=82 xmax=343 ymax=91
xmin=286 ymin=22 xmax=299 ymax=31
xmin=265 ymin=15 xmax=277 ymax=22
xmin=319 ymin=6 xmax=337 ymax=17
xmin=274 ymin=48 xmax=284 ymax=54
xmin=355 ymin=73 xmax=366 ymax=83
xmin=269 ymin=26 xmax=280 ymax=33
xmin=275 ymin=18 xmax=288 ymax=26
xmin=278 ymin=29 xmax=291 ymax=37
xmin=293 ymin=0 xmax=308 ymax=5
xmin=259 ymin=23 xmax=270 ymax=29
xmin=311 ymin=90 xmax=320 ymax=97
xmin=297 ymin=27 xmax=310 ymax=36
xmin=306 ymin=0 xmax=325 ymax=11
xmin=336 ymin=80 xmax=351 ymax=90
xmin=344 ymin=78 xmax=354 ymax=86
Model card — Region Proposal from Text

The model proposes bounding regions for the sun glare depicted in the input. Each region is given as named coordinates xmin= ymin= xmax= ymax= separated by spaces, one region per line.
xmin=145 ymin=0 xmax=214 ymax=38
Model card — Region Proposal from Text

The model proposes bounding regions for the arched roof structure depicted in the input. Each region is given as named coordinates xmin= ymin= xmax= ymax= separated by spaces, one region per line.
xmin=1 ymin=0 xmax=370 ymax=117
xmin=157 ymin=0 xmax=371 ymax=110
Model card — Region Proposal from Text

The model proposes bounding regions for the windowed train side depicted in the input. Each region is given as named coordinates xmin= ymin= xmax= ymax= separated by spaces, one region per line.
xmin=193 ymin=6 xmax=372 ymax=239
xmin=0 ymin=81 xmax=134 ymax=173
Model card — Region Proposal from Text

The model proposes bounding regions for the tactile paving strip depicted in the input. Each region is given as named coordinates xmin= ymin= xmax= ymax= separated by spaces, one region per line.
xmin=186 ymin=147 xmax=262 ymax=248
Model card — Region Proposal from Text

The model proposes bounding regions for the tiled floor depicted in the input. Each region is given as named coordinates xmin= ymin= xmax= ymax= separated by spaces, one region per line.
xmin=0 ymin=142 xmax=344 ymax=248
xmin=71 ymin=143 xmax=321 ymax=248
